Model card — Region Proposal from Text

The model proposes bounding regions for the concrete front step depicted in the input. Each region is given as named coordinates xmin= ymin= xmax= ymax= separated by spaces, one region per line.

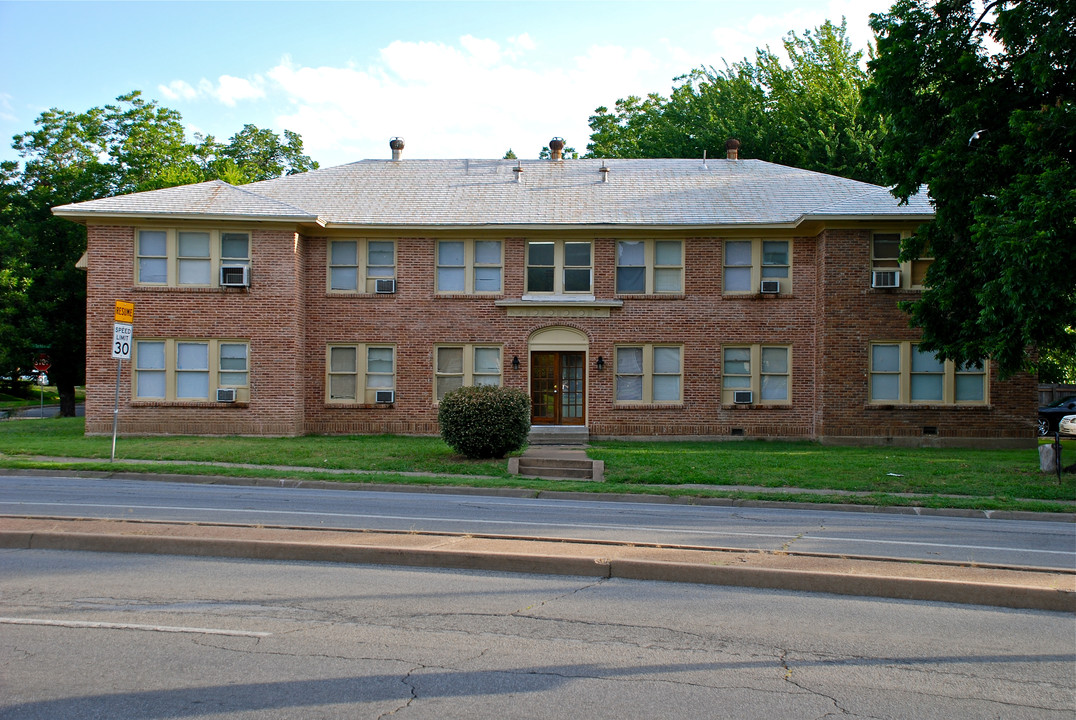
xmin=528 ymin=426 xmax=589 ymax=445
xmin=509 ymin=447 xmax=604 ymax=482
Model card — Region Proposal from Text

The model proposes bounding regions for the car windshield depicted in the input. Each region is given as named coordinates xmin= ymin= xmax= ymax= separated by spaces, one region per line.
xmin=1046 ymin=396 xmax=1076 ymax=408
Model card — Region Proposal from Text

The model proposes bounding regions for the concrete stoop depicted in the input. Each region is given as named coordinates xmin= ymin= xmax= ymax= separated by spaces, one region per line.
xmin=509 ymin=445 xmax=604 ymax=482
xmin=527 ymin=426 xmax=589 ymax=445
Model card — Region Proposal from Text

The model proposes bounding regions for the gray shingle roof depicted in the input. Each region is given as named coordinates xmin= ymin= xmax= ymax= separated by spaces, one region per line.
xmin=52 ymin=180 xmax=319 ymax=222
xmin=53 ymin=159 xmax=933 ymax=228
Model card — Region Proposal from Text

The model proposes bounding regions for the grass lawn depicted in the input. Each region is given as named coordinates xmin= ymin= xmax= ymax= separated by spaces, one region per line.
xmin=0 ymin=386 xmax=85 ymax=410
xmin=0 ymin=417 xmax=1072 ymax=512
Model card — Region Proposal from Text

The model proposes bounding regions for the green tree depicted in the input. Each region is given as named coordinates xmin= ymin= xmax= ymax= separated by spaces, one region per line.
xmin=1 ymin=91 xmax=318 ymax=414
xmin=586 ymin=19 xmax=884 ymax=183
xmin=502 ymin=149 xmax=518 ymax=159
xmin=865 ymin=0 xmax=1075 ymax=379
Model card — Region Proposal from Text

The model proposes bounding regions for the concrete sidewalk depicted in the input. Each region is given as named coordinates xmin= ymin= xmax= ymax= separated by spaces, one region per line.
xmin=2 ymin=516 xmax=1072 ymax=613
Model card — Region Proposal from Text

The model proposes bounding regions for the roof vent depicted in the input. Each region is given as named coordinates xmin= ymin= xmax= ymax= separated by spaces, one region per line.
xmin=390 ymin=137 xmax=405 ymax=161
xmin=600 ymin=161 xmax=609 ymax=182
xmin=513 ymin=160 xmax=523 ymax=182
xmin=549 ymin=137 xmax=565 ymax=161
xmin=726 ymin=138 xmax=741 ymax=160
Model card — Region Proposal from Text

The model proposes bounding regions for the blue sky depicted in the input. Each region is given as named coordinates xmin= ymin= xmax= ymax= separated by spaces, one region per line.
xmin=0 ymin=0 xmax=894 ymax=168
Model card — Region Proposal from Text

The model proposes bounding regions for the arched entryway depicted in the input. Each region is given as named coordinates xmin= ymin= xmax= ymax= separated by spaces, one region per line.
xmin=528 ymin=326 xmax=589 ymax=426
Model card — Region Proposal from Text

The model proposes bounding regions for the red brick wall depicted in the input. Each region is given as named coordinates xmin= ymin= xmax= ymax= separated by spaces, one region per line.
xmin=84 ymin=224 xmax=306 ymax=436
xmin=815 ymin=229 xmax=1036 ymax=444
xmin=83 ymin=223 xmax=1036 ymax=445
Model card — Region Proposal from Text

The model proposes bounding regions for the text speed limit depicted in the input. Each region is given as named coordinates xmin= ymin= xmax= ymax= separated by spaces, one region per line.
xmin=112 ymin=323 xmax=132 ymax=359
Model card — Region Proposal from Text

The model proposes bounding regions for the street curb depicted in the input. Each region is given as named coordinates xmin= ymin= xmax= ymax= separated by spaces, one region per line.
xmin=2 ymin=528 xmax=1072 ymax=613
xmin=1 ymin=467 xmax=1072 ymax=522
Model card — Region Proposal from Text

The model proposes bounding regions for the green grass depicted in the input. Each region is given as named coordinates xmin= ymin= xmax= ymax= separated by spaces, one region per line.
xmin=0 ymin=417 xmax=1073 ymax=513
xmin=0 ymin=386 xmax=85 ymax=410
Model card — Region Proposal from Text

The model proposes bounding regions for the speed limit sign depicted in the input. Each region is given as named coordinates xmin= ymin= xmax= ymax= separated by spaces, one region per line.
xmin=112 ymin=323 xmax=132 ymax=359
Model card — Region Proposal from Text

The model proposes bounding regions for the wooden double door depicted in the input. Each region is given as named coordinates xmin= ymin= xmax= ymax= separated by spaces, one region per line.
xmin=530 ymin=351 xmax=586 ymax=425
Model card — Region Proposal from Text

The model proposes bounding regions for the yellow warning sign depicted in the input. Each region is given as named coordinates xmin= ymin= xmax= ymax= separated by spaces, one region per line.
xmin=115 ymin=300 xmax=134 ymax=324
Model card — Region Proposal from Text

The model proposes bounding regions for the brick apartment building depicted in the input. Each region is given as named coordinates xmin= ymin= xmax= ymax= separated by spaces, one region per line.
xmin=55 ymin=139 xmax=1036 ymax=446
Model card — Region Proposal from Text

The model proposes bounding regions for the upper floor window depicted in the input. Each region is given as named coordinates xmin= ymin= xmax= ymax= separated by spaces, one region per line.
xmin=328 ymin=239 xmax=396 ymax=293
xmin=615 ymin=344 xmax=682 ymax=404
xmin=136 ymin=229 xmax=249 ymax=287
xmin=616 ymin=240 xmax=683 ymax=294
xmin=434 ymin=344 xmax=502 ymax=401
xmin=871 ymin=233 xmax=932 ymax=289
xmin=436 ymin=240 xmax=503 ymax=293
xmin=869 ymin=342 xmax=986 ymax=404
xmin=721 ymin=345 xmax=791 ymax=404
xmin=526 ymin=240 xmax=591 ymax=294
xmin=133 ymin=338 xmax=249 ymax=401
xmin=723 ymin=239 xmax=791 ymax=294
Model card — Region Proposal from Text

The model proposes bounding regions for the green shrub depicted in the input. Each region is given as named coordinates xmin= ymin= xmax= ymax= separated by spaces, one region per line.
xmin=438 ymin=385 xmax=531 ymax=459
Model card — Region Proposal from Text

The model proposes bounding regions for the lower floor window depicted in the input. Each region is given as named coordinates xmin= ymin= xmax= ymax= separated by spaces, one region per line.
xmin=327 ymin=344 xmax=396 ymax=403
xmin=615 ymin=344 xmax=682 ymax=404
xmin=870 ymin=342 xmax=987 ymax=404
xmin=721 ymin=345 xmax=791 ymax=404
xmin=435 ymin=345 xmax=502 ymax=401
xmin=134 ymin=339 xmax=249 ymax=401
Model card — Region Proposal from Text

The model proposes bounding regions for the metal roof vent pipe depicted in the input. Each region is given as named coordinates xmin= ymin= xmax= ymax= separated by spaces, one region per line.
xmin=549 ymin=137 xmax=565 ymax=161
xmin=726 ymin=138 xmax=741 ymax=160
xmin=390 ymin=137 xmax=405 ymax=161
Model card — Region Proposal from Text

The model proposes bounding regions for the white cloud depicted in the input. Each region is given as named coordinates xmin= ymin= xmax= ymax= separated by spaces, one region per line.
xmin=0 ymin=93 xmax=16 ymax=123
xmin=214 ymin=75 xmax=266 ymax=106
xmin=158 ymin=80 xmax=198 ymax=101
xmin=156 ymin=75 xmax=265 ymax=106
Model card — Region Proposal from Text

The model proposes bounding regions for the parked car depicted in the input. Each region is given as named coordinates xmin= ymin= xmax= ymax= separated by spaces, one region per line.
xmin=1038 ymin=396 xmax=1076 ymax=435
xmin=1059 ymin=414 xmax=1076 ymax=437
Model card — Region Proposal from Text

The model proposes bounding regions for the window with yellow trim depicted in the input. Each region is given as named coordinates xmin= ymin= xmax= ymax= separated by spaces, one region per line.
xmin=326 ymin=344 xmax=395 ymax=403
xmin=328 ymin=240 xmax=396 ymax=293
xmin=721 ymin=345 xmax=791 ymax=404
xmin=614 ymin=344 xmax=682 ymax=404
xmin=722 ymin=239 xmax=791 ymax=294
xmin=136 ymin=229 xmax=249 ymax=287
xmin=133 ymin=339 xmax=249 ymax=401
xmin=869 ymin=342 xmax=986 ymax=404
xmin=434 ymin=345 xmax=502 ymax=400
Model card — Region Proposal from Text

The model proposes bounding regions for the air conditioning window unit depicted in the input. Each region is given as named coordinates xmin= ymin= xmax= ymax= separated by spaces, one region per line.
xmin=375 ymin=278 xmax=396 ymax=294
xmin=871 ymin=270 xmax=901 ymax=289
xmin=375 ymin=390 xmax=395 ymax=403
xmin=220 ymin=265 xmax=250 ymax=287
xmin=733 ymin=390 xmax=754 ymax=404
xmin=216 ymin=388 xmax=237 ymax=403
xmin=760 ymin=280 xmax=780 ymax=294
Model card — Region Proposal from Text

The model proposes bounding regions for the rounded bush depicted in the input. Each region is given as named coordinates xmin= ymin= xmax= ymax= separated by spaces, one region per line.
xmin=438 ymin=385 xmax=531 ymax=459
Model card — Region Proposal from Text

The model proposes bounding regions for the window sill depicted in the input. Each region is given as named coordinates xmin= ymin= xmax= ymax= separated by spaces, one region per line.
xmin=721 ymin=292 xmax=793 ymax=299
xmin=865 ymin=403 xmax=991 ymax=410
xmin=134 ymin=286 xmax=247 ymax=293
xmin=497 ymin=297 xmax=623 ymax=308
xmin=613 ymin=293 xmax=685 ymax=300
xmin=866 ymin=287 xmax=923 ymax=294
xmin=325 ymin=291 xmax=396 ymax=298
xmin=324 ymin=402 xmax=395 ymax=409
xmin=435 ymin=293 xmax=505 ymax=299
xmin=131 ymin=400 xmax=249 ymax=408
xmin=722 ymin=403 xmax=792 ymax=409
xmin=613 ymin=403 xmax=684 ymax=409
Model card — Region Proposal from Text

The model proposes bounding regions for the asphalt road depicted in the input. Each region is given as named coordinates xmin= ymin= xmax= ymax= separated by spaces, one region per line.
xmin=2 ymin=474 xmax=1073 ymax=569
xmin=2 ymin=549 xmax=1073 ymax=720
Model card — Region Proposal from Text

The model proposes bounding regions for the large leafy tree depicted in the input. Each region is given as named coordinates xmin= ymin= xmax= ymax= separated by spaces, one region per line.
xmin=587 ymin=19 xmax=885 ymax=183
xmin=866 ymin=0 xmax=1075 ymax=379
xmin=0 ymin=91 xmax=318 ymax=414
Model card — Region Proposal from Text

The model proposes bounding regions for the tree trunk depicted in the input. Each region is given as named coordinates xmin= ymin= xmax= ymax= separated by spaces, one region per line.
xmin=58 ymin=382 xmax=76 ymax=417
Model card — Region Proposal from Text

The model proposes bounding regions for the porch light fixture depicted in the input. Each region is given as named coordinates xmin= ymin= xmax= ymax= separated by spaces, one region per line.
xmin=512 ymin=355 xmax=520 ymax=370
xmin=596 ymin=356 xmax=605 ymax=371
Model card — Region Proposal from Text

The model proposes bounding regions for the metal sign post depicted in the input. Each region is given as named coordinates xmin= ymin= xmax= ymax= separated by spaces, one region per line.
xmin=111 ymin=301 xmax=134 ymax=462
xmin=33 ymin=354 xmax=50 ymax=418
